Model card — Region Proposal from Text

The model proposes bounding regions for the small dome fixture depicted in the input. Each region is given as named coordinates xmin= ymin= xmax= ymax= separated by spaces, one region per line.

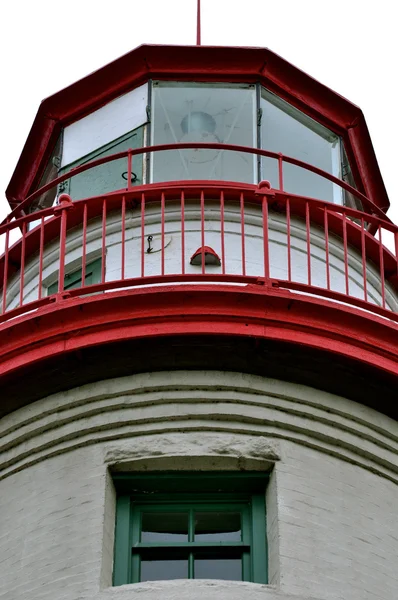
xmin=190 ymin=246 xmax=221 ymax=266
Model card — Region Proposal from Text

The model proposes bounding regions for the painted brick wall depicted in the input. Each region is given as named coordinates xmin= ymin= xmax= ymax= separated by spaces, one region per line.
xmin=0 ymin=371 xmax=397 ymax=600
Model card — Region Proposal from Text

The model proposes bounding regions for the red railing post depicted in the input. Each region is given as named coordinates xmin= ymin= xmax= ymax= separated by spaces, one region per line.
xmin=200 ymin=190 xmax=205 ymax=274
xmin=342 ymin=213 xmax=349 ymax=296
xmin=278 ymin=153 xmax=284 ymax=191
xmin=2 ymin=228 xmax=9 ymax=313
xmin=324 ymin=209 xmax=331 ymax=291
xmin=220 ymin=190 xmax=226 ymax=275
xmin=378 ymin=226 xmax=386 ymax=309
xmin=101 ymin=199 xmax=107 ymax=284
xmin=286 ymin=198 xmax=292 ymax=282
xmin=305 ymin=201 xmax=311 ymax=286
xmin=395 ymin=230 xmax=398 ymax=280
xmin=141 ymin=193 xmax=145 ymax=278
xmin=360 ymin=218 xmax=368 ymax=303
xmin=161 ymin=192 xmax=165 ymax=276
xmin=38 ymin=216 xmax=45 ymax=300
xmin=82 ymin=203 xmax=88 ymax=286
xmin=181 ymin=191 xmax=185 ymax=275
xmin=127 ymin=149 xmax=133 ymax=191
xmin=54 ymin=193 xmax=74 ymax=294
xmin=256 ymin=181 xmax=274 ymax=280
xmin=240 ymin=192 xmax=246 ymax=276
xmin=121 ymin=196 xmax=126 ymax=280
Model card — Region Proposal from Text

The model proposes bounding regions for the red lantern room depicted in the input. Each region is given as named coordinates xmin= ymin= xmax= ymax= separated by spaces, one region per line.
xmin=0 ymin=42 xmax=397 ymax=600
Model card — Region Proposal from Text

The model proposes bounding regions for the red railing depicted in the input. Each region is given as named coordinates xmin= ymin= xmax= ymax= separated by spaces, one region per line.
xmin=0 ymin=144 xmax=397 ymax=326
xmin=2 ymin=143 xmax=393 ymax=225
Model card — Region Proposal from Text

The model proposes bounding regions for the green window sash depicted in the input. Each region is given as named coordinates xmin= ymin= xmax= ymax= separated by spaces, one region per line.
xmin=113 ymin=473 xmax=268 ymax=586
xmin=48 ymin=257 xmax=102 ymax=295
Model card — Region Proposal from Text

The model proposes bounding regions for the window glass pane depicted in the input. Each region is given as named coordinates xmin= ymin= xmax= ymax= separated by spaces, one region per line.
xmin=194 ymin=511 xmax=241 ymax=542
xmin=62 ymin=83 xmax=148 ymax=166
xmin=141 ymin=512 xmax=188 ymax=542
xmin=261 ymin=89 xmax=342 ymax=203
xmin=60 ymin=126 xmax=144 ymax=201
xmin=140 ymin=558 xmax=188 ymax=581
xmin=152 ymin=82 xmax=256 ymax=184
xmin=47 ymin=258 xmax=101 ymax=296
xmin=195 ymin=557 xmax=242 ymax=580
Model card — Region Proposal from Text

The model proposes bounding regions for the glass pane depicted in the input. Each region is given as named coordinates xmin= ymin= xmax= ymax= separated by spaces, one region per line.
xmin=141 ymin=558 xmax=188 ymax=581
xmin=261 ymin=89 xmax=342 ymax=204
xmin=195 ymin=512 xmax=241 ymax=542
xmin=141 ymin=512 xmax=188 ymax=542
xmin=282 ymin=163 xmax=337 ymax=203
xmin=195 ymin=557 xmax=242 ymax=580
xmin=62 ymin=126 xmax=144 ymax=201
xmin=152 ymin=82 xmax=256 ymax=184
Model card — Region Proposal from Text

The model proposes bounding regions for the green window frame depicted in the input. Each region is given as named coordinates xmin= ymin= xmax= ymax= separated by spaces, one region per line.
xmin=113 ymin=473 xmax=268 ymax=585
xmin=48 ymin=257 xmax=102 ymax=295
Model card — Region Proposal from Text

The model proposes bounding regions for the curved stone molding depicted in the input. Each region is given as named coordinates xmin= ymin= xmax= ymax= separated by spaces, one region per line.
xmin=1 ymin=371 xmax=397 ymax=482
xmin=97 ymin=581 xmax=285 ymax=600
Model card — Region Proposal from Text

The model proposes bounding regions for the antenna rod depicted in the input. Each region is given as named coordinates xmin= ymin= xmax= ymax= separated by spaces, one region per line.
xmin=197 ymin=0 xmax=201 ymax=45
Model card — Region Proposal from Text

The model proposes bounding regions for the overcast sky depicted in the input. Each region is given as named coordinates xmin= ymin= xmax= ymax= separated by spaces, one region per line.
xmin=0 ymin=0 xmax=397 ymax=226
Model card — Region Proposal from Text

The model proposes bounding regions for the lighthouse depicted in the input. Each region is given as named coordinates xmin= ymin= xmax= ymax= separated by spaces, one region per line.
xmin=0 ymin=42 xmax=397 ymax=600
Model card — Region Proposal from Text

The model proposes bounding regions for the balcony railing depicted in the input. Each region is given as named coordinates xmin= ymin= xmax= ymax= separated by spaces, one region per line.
xmin=0 ymin=144 xmax=397 ymax=326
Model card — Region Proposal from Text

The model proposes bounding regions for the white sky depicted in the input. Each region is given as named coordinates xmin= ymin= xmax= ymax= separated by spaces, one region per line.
xmin=0 ymin=0 xmax=397 ymax=226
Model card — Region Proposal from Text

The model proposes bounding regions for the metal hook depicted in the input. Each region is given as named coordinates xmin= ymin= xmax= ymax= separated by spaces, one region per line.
xmin=147 ymin=235 xmax=153 ymax=253
xmin=121 ymin=171 xmax=138 ymax=183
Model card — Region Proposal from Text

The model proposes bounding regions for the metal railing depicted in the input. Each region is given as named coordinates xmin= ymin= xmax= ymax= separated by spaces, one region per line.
xmin=0 ymin=144 xmax=397 ymax=326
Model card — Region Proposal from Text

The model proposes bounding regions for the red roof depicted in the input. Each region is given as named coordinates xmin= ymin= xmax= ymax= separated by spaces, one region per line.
xmin=6 ymin=44 xmax=390 ymax=213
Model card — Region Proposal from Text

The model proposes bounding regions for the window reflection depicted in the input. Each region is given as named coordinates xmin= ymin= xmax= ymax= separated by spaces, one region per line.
xmin=261 ymin=89 xmax=343 ymax=204
xmin=152 ymin=82 xmax=256 ymax=184
xmin=141 ymin=512 xmax=188 ymax=542
xmin=195 ymin=511 xmax=241 ymax=542
xmin=140 ymin=558 xmax=188 ymax=581
xmin=195 ymin=558 xmax=242 ymax=580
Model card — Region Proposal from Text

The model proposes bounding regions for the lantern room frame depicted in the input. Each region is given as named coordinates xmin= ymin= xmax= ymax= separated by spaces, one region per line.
xmin=5 ymin=45 xmax=390 ymax=215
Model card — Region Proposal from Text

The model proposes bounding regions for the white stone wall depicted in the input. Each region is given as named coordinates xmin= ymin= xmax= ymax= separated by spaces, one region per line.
xmin=0 ymin=371 xmax=397 ymax=600
xmin=6 ymin=200 xmax=397 ymax=312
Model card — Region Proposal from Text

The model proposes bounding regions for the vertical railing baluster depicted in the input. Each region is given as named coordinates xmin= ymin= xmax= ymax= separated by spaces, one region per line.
xmin=38 ymin=216 xmax=45 ymax=300
xmin=2 ymin=228 xmax=10 ymax=313
xmin=220 ymin=190 xmax=226 ymax=275
xmin=82 ymin=203 xmax=88 ymax=286
xmin=278 ymin=153 xmax=284 ymax=191
xmin=262 ymin=196 xmax=270 ymax=279
xmin=395 ymin=230 xmax=398 ymax=284
xmin=101 ymin=199 xmax=106 ymax=284
xmin=360 ymin=218 xmax=368 ymax=303
xmin=121 ymin=195 xmax=126 ymax=280
xmin=19 ymin=222 xmax=27 ymax=306
xmin=141 ymin=193 xmax=145 ymax=278
xmin=305 ymin=201 xmax=311 ymax=286
xmin=201 ymin=190 xmax=205 ymax=275
xmin=286 ymin=198 xmax=292 ymax=282
xmin=161 ymin=192 xmax=165 ymax=276
xmin=324 ymin=208 xmax=331 ymax=290
xmin=58 ymin=209 xmax=68 ymax=293
xmin=240 ymin=192 xmax=246 ymax=276
xmin=342 ymin=213 xmax=349 ymax=296
xmin=378 ymin=225 xmax=386 ymax=309
xmin=181 ymin=191 xmax=185 ymax=275
xmin=127 ymin=149 xmax=133 ymax=191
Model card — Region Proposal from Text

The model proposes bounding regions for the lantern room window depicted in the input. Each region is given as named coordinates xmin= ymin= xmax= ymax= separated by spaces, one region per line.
xmin=260 ymin=89 xmax=344 ymax=204
xmin=151 ymin=82 xmax=257 ymax=184
xmin=35 ymin=80 xmax=357 ymax=208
